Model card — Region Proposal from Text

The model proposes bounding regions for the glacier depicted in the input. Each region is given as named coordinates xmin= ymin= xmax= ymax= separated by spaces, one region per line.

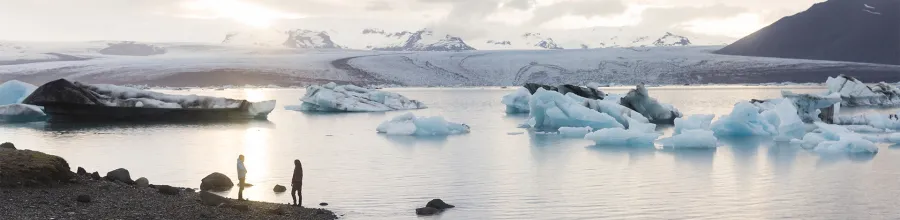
xmin=288 ymin=82 xmax=426 ymax=112
xmin=619 ymin=84 xmax=682 ymax=124
xmin=0 ymin=104 xmax=46 ymax=123
xmin=501 ymin=87 xmax=531 ymax=114
xmin=711 ymin=102 xmax=778 ymax=136
xmin=584 ymin=127 xmax=660 ymax=146
xmin=376 ymin=113 xmax=470 ymax=136
xmin=527 ymin=88 xmax=623 ymax=131
xmin=0 ymin=80 xmax=37 ymax=105
xmin=658 ymin=129 xmax=718 ymax=149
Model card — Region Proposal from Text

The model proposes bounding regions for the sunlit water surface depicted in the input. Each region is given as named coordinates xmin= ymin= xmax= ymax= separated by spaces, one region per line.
xmin=3 ymin=86 xmax=900 ymax=220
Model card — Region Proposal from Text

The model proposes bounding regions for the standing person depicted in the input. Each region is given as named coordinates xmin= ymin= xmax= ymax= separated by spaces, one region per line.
xmin=291 ymin=159 xmax=303 ymax=206
xmin=237 ymin=155 xmax=247 ymax=201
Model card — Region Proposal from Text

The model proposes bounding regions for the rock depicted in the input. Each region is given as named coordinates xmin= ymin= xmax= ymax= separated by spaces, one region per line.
xmin=156 ymin=185 xmax=179 ymax=195
xmin=319 ymin=202 xmax=328 ymax=206
xmin=105 ymin=168 xmax=133 ymax=184
xmin=230 ymin=204 xmax=250 ymax=212
xmin=273 ymin=184 xmax=286 ymax=193
xmin=200 ymin=172 xmax=234 ymax=191
xmin=135 ymin=177 xmax=149 ymax=188
xmin=416 ymin=207 xmax=440 ymax=216
xmin=185 ymin=188 xmax=196 ymax=193
xmin=76 ymin=167 xmax=87 ymax=176
xmin=426 ymin=199 xmax=455 ymax=210
xmin=0 ymin=142 xmax=15 ymax=150
xmin=0 ymin=149 xmax=76 ymax=187
xmin=90 ymin=172 xmax=101 ymax=180
xmin=76 ymin=195 xmax=91 ymax=203
xmin=266 ymin=207 xmax=287 ymax=215
xmin=199 ymin=191 xmax=232 ymax=206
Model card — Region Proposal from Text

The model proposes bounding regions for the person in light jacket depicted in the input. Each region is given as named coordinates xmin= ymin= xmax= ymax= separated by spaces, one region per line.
xmin=237 ymin=154 xmax=247 ymax=201
xmin=291 ymin=159 xmax=303 ymax=206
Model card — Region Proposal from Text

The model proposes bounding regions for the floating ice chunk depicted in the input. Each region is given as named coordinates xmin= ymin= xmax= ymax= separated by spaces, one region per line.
xmin=781 ymin=91 xmax=841 ymax=122
xmin=814 ymin=135 xmax=878 ymax=153
xmin=0 ymin=80 xmax=37 ymax=105
xmin=581 ymin=97 xmax=650 ymax=129
xmin=835 ymin=113 xmax=900 ymax=130
xmin=658 ymin=129 xmax=718 ymax=148
xmin=558 ymin=126 xmax=592 ymax=138
xmin=619 ymin=84 xmax=681 ymax=124
xmin=842 ymin=125 xmax=886 ymax=133
xmin=826 ymin=75 xmax=900 ymax=107
xmin=293 ymin=82 xmax=426 ymax=112
xmin=528 ymin=88 xmax=623 ymax=131
xmin=0 ymin=104 xmax=46 ymax=123
xmin=626 ymin=118 xmax=657 ymax=133
xmin=711 ymin=102 xmax=777 ymax=136
xmin=501 ymin=87 xmax=531 ymax=114
xmin=584 ymin=128 xmax=660 ymax=146
xmin=376 ymin=113 xmax=470 ymax=136
xmin=887 ymin=133 xmax=900 ymax=143
xmin=674 ymin=114 xmax=714 ymax=135
xmin=772 ymin=99 xmax=807 ymax=141
xmin=87 ymin=83 xmax=245 ymax=108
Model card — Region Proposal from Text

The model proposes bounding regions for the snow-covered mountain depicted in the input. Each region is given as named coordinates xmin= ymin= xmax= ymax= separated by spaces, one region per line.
xmin=652 ymin=32 xmax=692 ymax=47
xmin=282 ymin=29 xmax=342 ymax=49
xmin=222 ymin=29 xmax=341 ymax=49
xmin=363 ymin=29 xmax=475 ymax=51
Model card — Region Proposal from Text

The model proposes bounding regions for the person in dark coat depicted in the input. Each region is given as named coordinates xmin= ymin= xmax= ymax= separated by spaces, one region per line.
xmin=291 ymin=159 xmax=303 ymax=206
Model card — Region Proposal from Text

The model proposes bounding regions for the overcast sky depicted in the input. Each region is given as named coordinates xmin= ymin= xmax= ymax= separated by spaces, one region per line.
xmin=0 ymin=0 xmax=823 ymax=42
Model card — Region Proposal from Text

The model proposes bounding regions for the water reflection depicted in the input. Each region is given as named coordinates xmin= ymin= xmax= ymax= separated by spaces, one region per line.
xmin=585 ymin=145 xmax=656 ymax=162
xmin=816 ymin=152 xmax=877 ymax=167
xmin=380 ymin=135 xmax=449 ymax=147
xmin=660 ymin=147 xmax=718 ymax=169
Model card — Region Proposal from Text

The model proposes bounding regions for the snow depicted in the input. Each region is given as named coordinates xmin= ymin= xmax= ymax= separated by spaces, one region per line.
xmin=527 ymin=88 xmax=624 ymax=130
xmin=376 ymin=112 xmax=470 ymax=136
xmin=619 ymin=84 xmax=682 ymax=123
xmin=584 ymin=127 xmax=660 ymax=146
xmin=710 ymin=102 xmax=777 ymax=136
xmin=0 ymin=104 xmax=46 ymax=123
xmin=289 ymin=82 xmax=426 ymax=112
xmin=674 ymin=114 xmax=714 ymax=135
xmin=657 ymin=129 xmax=718 ymax=148
xmin=0 ymin=80 xmax=37 ymax=105
xmin=501 ymin=87 xmax=531 ymax=113
xmin=558 ymin=126 xmax=592 ymax=138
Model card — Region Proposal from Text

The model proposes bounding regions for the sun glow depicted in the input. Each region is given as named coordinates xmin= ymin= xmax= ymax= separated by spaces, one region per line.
xmin=180 ymin=0 xmax=303 ymax=28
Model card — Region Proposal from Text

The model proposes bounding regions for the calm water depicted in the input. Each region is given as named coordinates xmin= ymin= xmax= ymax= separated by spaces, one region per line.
xmin=3 ymin=86 xmax=900 ymax=220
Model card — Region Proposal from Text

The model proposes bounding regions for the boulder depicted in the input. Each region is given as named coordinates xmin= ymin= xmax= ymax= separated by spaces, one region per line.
xmin=273 ymin=184 xmax=286 ymax=193
xmin=135 ymin=177 xmax=149 ymax=188
xmin=426 ymin=199 xmax=455 ymax=210
xmin=105 ymin=168 xmax=133 ymax=184
xmin=76 ymin=167 xmax=87 ymax=176
xmin=0 ymin=142 xmax=15 ymax=150
xmin=90 ymin=172 xmax=101 ymax=180
xmin=416 ymin=207 xmax=440 ymax=216
xmin=230 ymin=204 xmax=250 ymax=212
xmin=76 ymin=195 xmax=91 ymax=203
xmin=200 ymin=172 xmax=234 ymax=191
xmin=319 ymin=202 xmax=328 ymax=206
xmin=0 ymin=149 xmax=76 ymax=187
xmin=156 ymin=185 xmax=179 ymax=195
xmin=199 ymin=191 xmax=232 ymax=206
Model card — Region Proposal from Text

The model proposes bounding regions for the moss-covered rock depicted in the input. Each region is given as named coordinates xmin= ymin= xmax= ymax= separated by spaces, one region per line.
xmin=0 ymin=149 xmax=75 ymax=187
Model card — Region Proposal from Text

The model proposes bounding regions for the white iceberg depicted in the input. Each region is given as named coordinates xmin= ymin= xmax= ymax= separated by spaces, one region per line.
xmin=527 ymin=88 xmax=623 ymax=130
xmin=657 ymin=129 xmax=718 ymax=149
xmin=797 ymin=122 xmax=878 ymax=153
xmin=619 ymin=84 xmax=681 ymax=124
xmin=376 ymin=112 xmax=470 ymax=136
xmin=558 ymin=126 xmax=592 ymax=138
xmin=580 ymin=96 xmax=650 ymax=129
xmin=710 ymin=102 xmax=777 ymax=136
xmin=0 ymin=104 xmax=47 ymax=123
xmin=0 ymin=80 xmax=37 ymax=105
xmin=674 ymin=114 xmax=714 ymax=135
xmin=835 ymin=112 xmax=900 ymax=130
xmin=290 ymin=82 xmax=426 ymax=112
xmin=781 ymin=91 xmax=842 ymax=123
xmin=584 ymin=127 xmax=660 ymax=146
xmin=769 ymin=99 xmax=807 ymax=141
xmin=826 ymin=74 xmax=900 ymax=107
xmin=501 ymin=87 xmax=531 ymax=114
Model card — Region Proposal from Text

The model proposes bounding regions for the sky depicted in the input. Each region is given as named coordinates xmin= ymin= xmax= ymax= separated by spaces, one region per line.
xmin=0 ymin=0 xmax=824 ymax=42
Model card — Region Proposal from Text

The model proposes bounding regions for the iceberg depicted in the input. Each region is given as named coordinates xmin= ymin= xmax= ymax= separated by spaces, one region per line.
xmin=769 ymin=99 xmax=807 ymax=141
xmin=710 ymin=102 xmax=777 ymax=136
xmin=558 ymin=126 xmax=592 ymax=138
xmin=584 ymin=127 xmax=660 ymax=146
xmin=619 ymin=84 xmax=682 ymax=124
xmin=581 ymin=97 xmax=650 ymax=129
xmin=501 ymin=87 xmax=531 ymax=114
xmin=674 ymin=114 xmax=714 ymax=135
xmin=826 ymin=74 xmax=900 ymax=107
xmin=22 ymin=79 xmax=275 ymax=121
xmin=835 ymin=113 xmax=900 ymax=130
xmin=781 ymin=91 xmax=841 ymax=123
xmin=0 ymin=80 xmax=37 ymax=105
xmin=376 ymin=113 xmax=470 ymax=136
xmin=657 ymin=129 xmax=718 ymax=149
xmin=797 ymin=122 xmax=878 ymax=153
xmin=0 ymin=104 xmax=47 ymax=123
xmin=290 ymin=82 xmax=426 ymax=112
xmin=527 ymin=88 xmax=623 ymax=131
xmin=523 ymin=83 xmax=605 ymax=100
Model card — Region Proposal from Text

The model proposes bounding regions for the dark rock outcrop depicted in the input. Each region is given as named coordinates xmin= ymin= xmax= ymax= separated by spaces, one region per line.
xmin=157 ymin=185 xmax=180 ymax=195
xmin=0 ymin=142 xmax=15 ymax=150
xmin=200 ymin=172 xmax=234 ymax=191
xmin=273 ymin=184 xmax=286 ymax=193
xmin=98 ymin=42 xmax=166 ymax=56
xmin=105 ymin=168 xmax=133 ymax=184
xmin=319 ymin=202 xmax=328 ymax=206
xmin=135 ymin=177 xmax=149 ymax=188
xmin=76 ymin=195 xmax=91 ymax=203
xmin=199 ymin=191 xmax=232 ymax=206
xmin=0 ymin=149 xmax=76 ymax=187
xmin=716 ymin=0 xmax=900 ymax=65
xmin=425 ymin=199 xmax=455 ymax=209
xmin=90 ymin=172 xmax=101 ymax=180
xmin=76 ymin=167 xmax=87 ymax=176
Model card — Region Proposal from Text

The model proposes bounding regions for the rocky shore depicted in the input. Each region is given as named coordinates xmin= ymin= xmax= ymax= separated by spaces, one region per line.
xmin=0 ymin=143 xmax=338 ymax=220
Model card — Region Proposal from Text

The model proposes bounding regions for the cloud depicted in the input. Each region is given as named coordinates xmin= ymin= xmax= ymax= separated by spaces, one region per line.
xmin=365 ymin=1 xmax=393 ymax=11
xmin=528 ymin=0 xmax=628 ymax=26
xmin=638 ymin=4 xmax=747 ymax=29
xmin=504 ymin=0 xmax=536 ymax=10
